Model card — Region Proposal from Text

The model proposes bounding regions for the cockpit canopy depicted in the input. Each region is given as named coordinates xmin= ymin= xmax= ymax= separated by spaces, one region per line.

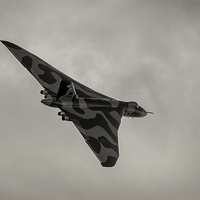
xmin=123 ymin=101 xmax=139 ymax=117
xmin=123 ymin=101 xmax=147 ymax=118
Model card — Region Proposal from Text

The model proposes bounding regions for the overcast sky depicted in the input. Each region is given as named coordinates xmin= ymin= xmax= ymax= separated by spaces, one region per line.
xmin=0 ymin=0 xmax=200 ymax=199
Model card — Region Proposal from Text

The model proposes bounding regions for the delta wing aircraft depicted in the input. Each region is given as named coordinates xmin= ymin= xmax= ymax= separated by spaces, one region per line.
xmin=1 ymin=41 xmax=152 ymax=167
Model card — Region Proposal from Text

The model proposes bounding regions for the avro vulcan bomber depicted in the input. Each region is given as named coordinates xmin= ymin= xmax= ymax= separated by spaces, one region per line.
xmin=1 ymin=41 xmax=152 ymax=167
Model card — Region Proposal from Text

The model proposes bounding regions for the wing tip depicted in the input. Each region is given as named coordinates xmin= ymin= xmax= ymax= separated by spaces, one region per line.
xmin=1 ymin=40 xmax=22 ymax=50
xmin=101 ymin=156 xmax=118 ymax=167
xmin=1 ymin=40 xmax=9 ymax=45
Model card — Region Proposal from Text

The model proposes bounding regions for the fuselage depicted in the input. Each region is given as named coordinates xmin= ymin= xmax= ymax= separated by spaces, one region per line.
xmin=41 ymin=97 xmax=147 ymax=118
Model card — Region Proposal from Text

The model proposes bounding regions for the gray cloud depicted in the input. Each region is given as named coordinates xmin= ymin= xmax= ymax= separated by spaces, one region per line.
xmin=0 ymin=0 xmax=200 ymax=199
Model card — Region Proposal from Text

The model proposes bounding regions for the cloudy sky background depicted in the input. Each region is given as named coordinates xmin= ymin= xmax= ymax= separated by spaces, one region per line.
xmin=0 ymin=0 xmax=200 ymax=199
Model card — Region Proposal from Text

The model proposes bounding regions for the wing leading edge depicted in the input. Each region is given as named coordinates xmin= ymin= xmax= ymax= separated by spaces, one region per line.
xmin=1 ymin=40 xmax=109 ymax=99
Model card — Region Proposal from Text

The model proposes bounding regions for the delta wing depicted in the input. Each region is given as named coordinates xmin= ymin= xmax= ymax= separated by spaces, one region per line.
xmin=1 ymin=41 xmax=109 ymax=99
xmin=60 ymin=98 xmax=124 ymax=167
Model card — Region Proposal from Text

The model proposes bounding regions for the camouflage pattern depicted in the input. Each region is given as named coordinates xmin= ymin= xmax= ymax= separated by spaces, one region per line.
xmin=1 ymin=41 xmax=148 ymax=167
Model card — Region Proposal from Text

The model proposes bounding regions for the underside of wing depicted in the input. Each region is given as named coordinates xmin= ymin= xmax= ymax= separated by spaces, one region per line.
xmin=61 ymin=101 xmax=124 ymax=167
xmin=1 ymin=41 xmax=110 ymax=99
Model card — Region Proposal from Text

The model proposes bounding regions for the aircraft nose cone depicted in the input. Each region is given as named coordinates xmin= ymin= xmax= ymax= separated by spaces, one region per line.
xmin=137 ymin=106 xmax=147 ymax=117
xmin=140 ymin=107 xmax=147 ymax=117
